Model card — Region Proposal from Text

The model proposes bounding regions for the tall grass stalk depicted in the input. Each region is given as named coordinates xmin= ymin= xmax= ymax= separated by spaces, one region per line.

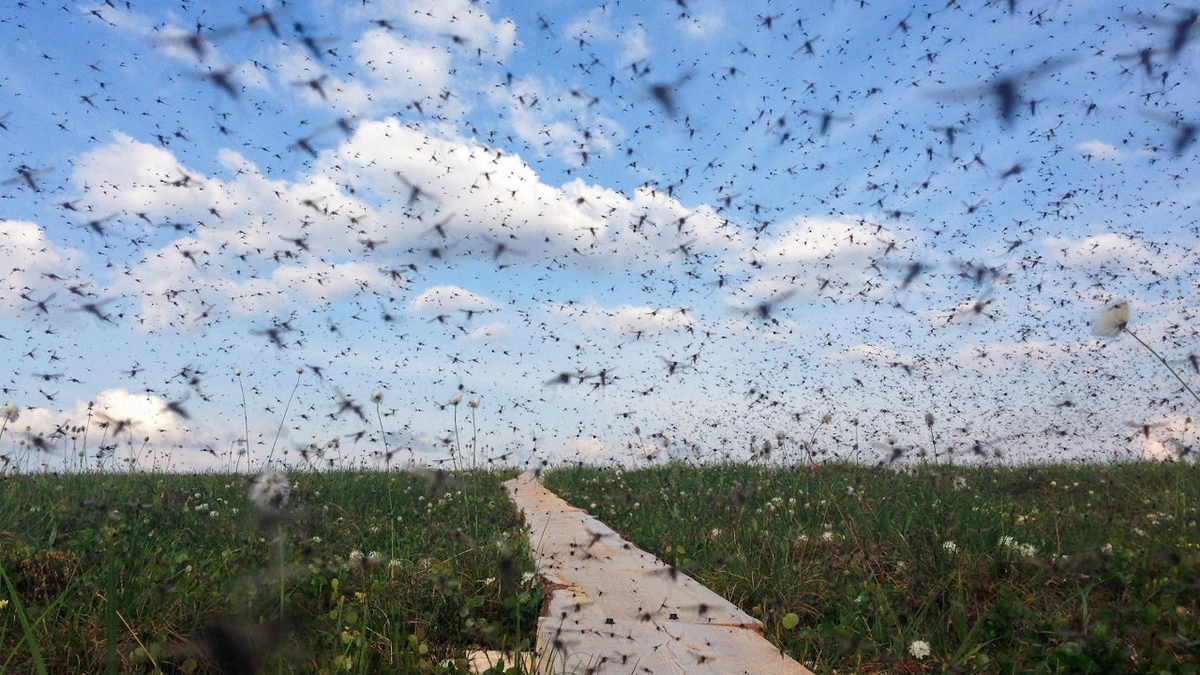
xmin=450 ymin=397 xmax=462 ymax=471
xmin=265 ymin=368 xmax=303 ymax=469
xmin=470 ymin=398 xmax=479 ymax=470
xmin=105 ymin=525 xmax=118 ymax=675
xmin=374 ymin=394 xmax=389 ymax=469
xmin=0 ymin=561 xmax=49 ymax=675
xmin=236 ymin=368 xmax=251 ymax=473
xmin=1122 ymin=327 xmax=1200 ymax=406
xmin=1097 ymin=300 xmax=1200 ymax=408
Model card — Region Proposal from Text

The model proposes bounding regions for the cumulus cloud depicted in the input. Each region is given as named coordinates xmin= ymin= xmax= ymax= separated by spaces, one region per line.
xmin=825 ymin=343 xmax=921 ymax=368
xmin=0 ymin=221 xmax=91 ymax=315
xmin=1075 ymin=139 xmax=1125 ymax=160
xmin=549 ymin=301 xmax=696 ymax=336
xmin=355 ymin=30 xmax=454 ymax=102
xmin=354 ymin=0 xmax=519 ymax=61
xmin=1134 ymin=416 xmax=1197 ymax=462
xmin=731 ymin=215 xmax=904 ymax=303
xmin=465 ymin=322 xmax=510 ymax=341
xmin=17 ymin=389 xmax=195 ymax=447
xmin=411 ymin=285 xmax=495 ymax=311
xmin=678 ymin=6 xmax=726 ymax=38
xmin=272 ymin=261 xmax=391 ymax=304
xmin=1048 ymin=233 xmax=1174 ymax=275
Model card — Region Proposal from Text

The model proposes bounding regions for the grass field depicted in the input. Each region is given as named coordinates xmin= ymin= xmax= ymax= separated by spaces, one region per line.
xmin=3 ymin=461 xmax=1198 ymax=675
xmin=0 ymin=469 xmax=543 ymax=674
xmin=545 ymin=461 xmax=1200 ymax=674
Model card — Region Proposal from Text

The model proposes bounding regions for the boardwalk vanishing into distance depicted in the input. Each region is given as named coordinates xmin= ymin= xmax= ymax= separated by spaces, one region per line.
xmin=504 ymin=472 xmax=814 ymax=675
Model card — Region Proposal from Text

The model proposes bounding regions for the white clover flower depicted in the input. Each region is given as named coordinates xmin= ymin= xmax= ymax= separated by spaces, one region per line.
xmin=999 ymin=535 xmax=1037 ymax=557
xmin=909 ymin=639 xmax=931 ymax=660
xmin=521 ymin=571 xmax=537 ymax=586
xmin=952 ymin=476 xmax=968 ymax=491
xmin=1094 ymin=300 xmax=1130 ymax=337
xmin=248 ymin=470 xmax=290 ymax=511
xmin=349 ymin=549 xmax=363 ymax=561
xmin=1101 ymin=542 xmax=1113 ymax=555
xmin=311 ymin=536 xmax=322 ymax=544
xmin=0 ymin=402 xmax=19 ymax=423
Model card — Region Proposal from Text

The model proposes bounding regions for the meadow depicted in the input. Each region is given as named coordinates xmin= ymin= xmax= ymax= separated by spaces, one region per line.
xmin=2 ymin=459 xmax=1198 ymax=675
xmin=0 ymin=469 xmax=543 ymax=674
xmin=546 ymin=460 xmax=1200 ymax=674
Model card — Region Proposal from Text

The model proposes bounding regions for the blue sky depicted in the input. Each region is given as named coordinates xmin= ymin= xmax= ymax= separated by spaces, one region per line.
xmin=1 ymin=0 xmax=1197 ymax=472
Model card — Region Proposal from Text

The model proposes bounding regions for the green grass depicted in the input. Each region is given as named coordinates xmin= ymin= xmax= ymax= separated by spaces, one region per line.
xmin=545 ymin=460 xmax=1200 ymax=674
xmin=0 ymin=469 xmax=543 ymax=674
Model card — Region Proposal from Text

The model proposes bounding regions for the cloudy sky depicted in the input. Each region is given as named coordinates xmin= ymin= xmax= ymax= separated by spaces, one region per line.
xmin=1 ymin=0 xmax=1197 ymax=472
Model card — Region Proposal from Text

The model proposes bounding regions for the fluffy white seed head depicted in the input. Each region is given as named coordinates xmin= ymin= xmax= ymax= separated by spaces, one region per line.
xmin=0 ymin=402 xmax=18 ymax=423
xmin=248 ymin=470 xmax=290 ymax=511
xmin=1094 ymin=300 xmax=1130 ymax=337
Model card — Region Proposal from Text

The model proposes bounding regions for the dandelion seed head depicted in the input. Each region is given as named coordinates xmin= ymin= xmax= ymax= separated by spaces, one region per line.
xmin=469 ymin=396 xmax=481 ymax=408
xmin=1094 ymin=300 xmax=1130 ymax=337
xmin=450 ymin=394 xmax=462 ymax=406
xmin=372 ymin=389 xmax=383 ymax=403
xmin=248 ymin=470 xmax=290 ymax=511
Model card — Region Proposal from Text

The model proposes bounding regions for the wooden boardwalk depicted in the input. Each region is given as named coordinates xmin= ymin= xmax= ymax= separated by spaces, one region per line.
xmin=503 ymin=472 xmax=814 ymax=675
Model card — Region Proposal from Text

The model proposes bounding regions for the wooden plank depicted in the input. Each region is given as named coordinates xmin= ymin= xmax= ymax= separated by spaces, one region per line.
xmin=504 ymin=472 xmax=815 ymax=675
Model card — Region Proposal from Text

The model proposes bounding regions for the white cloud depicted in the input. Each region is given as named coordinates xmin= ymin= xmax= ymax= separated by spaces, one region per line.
xmin=678 ymin=8 xmax=726 ymax=38
xmin=466 ymin=322 xmax=510 ymax=341
xmin=825 ymin=343 xmax=920 ymax=367
xmin=0 ymin=221 xmax=90 ymax=315
xmin=549 ymin=301 xmax=696 ymax=335
xmin=356 ymin=0 xmax=519 ymax=61
xmin=1134 ymin=415 xmax=1197 ymax=462
xmin=1048 ymin=233 xmax=1173 ymax=275
xmin=354 ymin=30 xmax=455 ymax=105
xmin=19 ymin=388 xmax=195 ymax=447
xmin=619 ymin=24 xmax=652 ymax=65
xmin=411 ymin=285 xmax=495 ymax=311
xmin=1075 ymin=139 xmax=1125 ymax=160
xmin=73 ymin=132 xmax=209 ymax=216
xmin=730 ymin=215 xmax=902 ymax=303
xmin=272 ymin=261 xmax=391 ymax=304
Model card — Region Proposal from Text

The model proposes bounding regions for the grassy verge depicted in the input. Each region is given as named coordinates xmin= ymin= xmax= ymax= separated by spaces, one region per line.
xmin=0 ymin=470 xmax=543 ymax=674
xmin=545 ymin=461 xmax=1200 ymax=673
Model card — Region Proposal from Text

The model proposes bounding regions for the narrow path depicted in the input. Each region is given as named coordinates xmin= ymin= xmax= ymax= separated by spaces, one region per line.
xmin=503 ymin=472 xmax=814 ymax=675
